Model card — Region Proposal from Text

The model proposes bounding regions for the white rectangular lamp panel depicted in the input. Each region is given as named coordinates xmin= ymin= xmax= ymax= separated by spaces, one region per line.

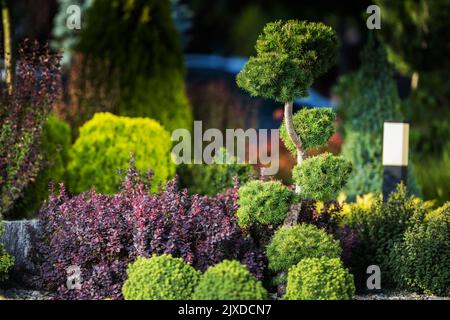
xmin=382 ymin=122 xmax=409 ymax=167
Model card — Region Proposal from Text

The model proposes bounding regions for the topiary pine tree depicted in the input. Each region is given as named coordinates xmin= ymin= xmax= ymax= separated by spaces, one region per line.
xmin=237 ymin=20 xmax=337 ymax=165
xmin=237 ymin=20 xmax=351 ymax=199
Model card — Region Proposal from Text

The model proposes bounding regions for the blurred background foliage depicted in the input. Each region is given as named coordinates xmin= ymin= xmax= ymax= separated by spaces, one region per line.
xmin=1 ymin=0 xmax=449 ymax=218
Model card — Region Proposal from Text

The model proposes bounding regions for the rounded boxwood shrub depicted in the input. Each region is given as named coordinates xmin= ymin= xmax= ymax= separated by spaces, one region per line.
xmin=293 ymin=153 xmax=352 ymax=201
xmin=68 ymin=112 xmax=175 ymax=194
xmin=389 ymin=202 xmax=450 ymax=296
xmin=285 ymin=257 xmax=355 ymax=300
xmin=122 ymin=254 xmax=201 ymax=300
xmin=267 ymin=224 xmax=342 ymax=273
xmin=280 ymin=108 xmax=335 ymax=154
xmin=192 ymin=260 xmax=267 ymax=300
xmin=237 ymin=180 xmax=293 ymax=228
xmin=11 ymin=115 xmax=71 ymax=218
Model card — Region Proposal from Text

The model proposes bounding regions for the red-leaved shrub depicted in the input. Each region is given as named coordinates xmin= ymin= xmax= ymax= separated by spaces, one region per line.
xmin=29 ymin=160 xmax=265 ymax=299
xmin=0 ymin=40 xmax=61 ymax=218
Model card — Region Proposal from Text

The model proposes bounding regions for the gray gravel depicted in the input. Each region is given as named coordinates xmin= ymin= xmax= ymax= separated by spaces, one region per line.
xmin=355 ymin=291 xmax=450 ymax=300
xmin=0 ymin=288 xmax=53 ymax=300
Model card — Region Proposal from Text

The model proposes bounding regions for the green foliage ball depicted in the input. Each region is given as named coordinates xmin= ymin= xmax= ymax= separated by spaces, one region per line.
xmin=122 ymin=254 xmax=201 ymax=300
xmin=293 ymin=153 xmax=352 ymax=201
xmin=285 ymin=257 xmax=355 ymax=300
xmin=237 ymin=180 xmax=293 ymax=228
xmin=389 ymin=202 xmax=450 ymax=296
xmin=280 ymin=107 xmax=335 ymax=153
xmin=237 ymin=20 xmax=337 ymax=102
xmin=192 ymin=260 xmax=267 ymax=300
xmin=68 ymin=112 xmax=175 ymax=194
xmin=0 ymin=222 xmax=14 ymax=282
xmin=266 ymin=224 xmax=342 ymax=273
xmin=11 ymin=115 xmax=71 ymax=218
xmin=178 ymin=148 xmax=256 ymax=196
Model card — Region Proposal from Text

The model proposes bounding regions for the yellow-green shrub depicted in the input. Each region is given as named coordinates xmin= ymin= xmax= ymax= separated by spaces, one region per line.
xmin=266 ymin=224 xmax=342 ymax=273
xmin=68 ymin=113 xmax=175 ymax=194
xmin=192 ymin=260 xmax=267 ymax=300
xmin=122 ymin=255 xmax=201 ymax=300
xmin=285 ymin=257 xmax=355 ymax=300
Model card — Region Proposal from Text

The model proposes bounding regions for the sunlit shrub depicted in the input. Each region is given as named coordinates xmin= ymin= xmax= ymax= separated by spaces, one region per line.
xmin=68 ymin=112 xmax=175 ymax=194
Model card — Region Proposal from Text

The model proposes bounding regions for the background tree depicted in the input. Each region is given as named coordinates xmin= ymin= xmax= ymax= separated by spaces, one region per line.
xmin=374 ymin=0 xmax=450 ymax=203
xmin=334 ymin=36 xmax=419 ymax=199
xmin=66 ymin=0 xmax=192 ymax=133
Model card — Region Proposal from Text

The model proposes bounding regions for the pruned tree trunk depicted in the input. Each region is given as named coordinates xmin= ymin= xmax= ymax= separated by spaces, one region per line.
xmin=1 ymin=0 xmax=12 ymax=95
xmin=284 ymin=101 xmax=304 ymax=192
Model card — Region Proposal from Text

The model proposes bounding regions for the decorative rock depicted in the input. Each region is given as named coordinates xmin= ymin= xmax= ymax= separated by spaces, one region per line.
xmin=1 ymin=219 xmax=39 ymax=275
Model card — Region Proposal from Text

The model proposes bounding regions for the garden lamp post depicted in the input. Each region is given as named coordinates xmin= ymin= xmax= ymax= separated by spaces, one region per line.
xmin=382 ymin=121 xmax=409 ymax=200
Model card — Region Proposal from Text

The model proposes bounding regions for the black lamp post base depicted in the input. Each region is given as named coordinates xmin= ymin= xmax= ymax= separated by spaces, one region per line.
xmin=382 ymin=165 xmax=407 ymax=201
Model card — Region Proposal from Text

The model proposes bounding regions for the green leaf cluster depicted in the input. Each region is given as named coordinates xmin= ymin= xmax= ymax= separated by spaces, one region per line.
xmin=266 ymin=224 xmax=341 ymax=273
xmin=237 ymin=20 xmax=337 ymax=102
xmin=68 ymin=112 xmax=175 ymax=194
xmin=237 ymin=180 xmax=294 ymax=228
xmin=178 ymin=148 xmax=256 ymax=196
xmin=342 ymin=184 xmax=429 ymax=287
xmin=280 ymin=107 xmax=335 ymax=154
xmin=284 ymin=257 xmax=355 ymax=300
xmin=0 ymin=222 xmax=14 ymax=282
xmin=293 ymin=153 xmax=352 ymax=201
xmin=11 ymin=115 xmax=71 ymax=218
xmin=192 ymin=260 xmax=267 ymax=300
xmin=122 ymin=254 xmax=201 ymax=300
xmin=389 ymin=202 xmax=450 ymax=296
